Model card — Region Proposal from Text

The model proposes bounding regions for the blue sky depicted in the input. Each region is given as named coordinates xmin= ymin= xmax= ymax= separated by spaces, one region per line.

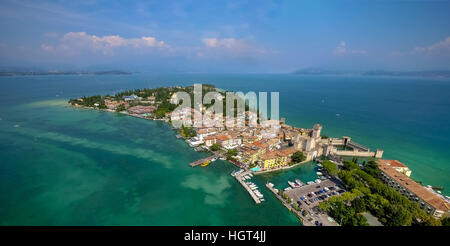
xmin=0 ymin=0 xmax=449 ymax=72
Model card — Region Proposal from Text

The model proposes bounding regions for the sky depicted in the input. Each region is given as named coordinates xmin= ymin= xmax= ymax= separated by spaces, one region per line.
xmin=0 ymin=0 xmax=449 ymax=73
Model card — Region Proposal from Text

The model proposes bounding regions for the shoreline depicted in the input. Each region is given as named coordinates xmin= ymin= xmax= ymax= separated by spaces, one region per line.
xmin=69 ymin=102 xmax=303 ymax=175
xmin=253 ymin=160 xmax=311 ymax=175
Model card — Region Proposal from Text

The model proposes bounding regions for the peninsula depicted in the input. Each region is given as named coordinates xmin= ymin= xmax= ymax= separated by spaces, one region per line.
xmin=68 ymin=84 xmax=450 ymax=226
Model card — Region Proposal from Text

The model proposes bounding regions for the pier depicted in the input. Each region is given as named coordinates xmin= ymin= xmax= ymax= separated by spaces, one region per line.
xmin=235 ymin=171 xmax=261 ymax=204
xmin=189 ymin=153 xmax=221 ymax=167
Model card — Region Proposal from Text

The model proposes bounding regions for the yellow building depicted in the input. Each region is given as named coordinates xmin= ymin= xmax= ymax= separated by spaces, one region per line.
xmin=260 ymin=147 xmax=297 ymax=170
xmin=260 ymin=151 xmax=288 ymax=169
xmin=243 ymin=147 xmax=266 ymax=164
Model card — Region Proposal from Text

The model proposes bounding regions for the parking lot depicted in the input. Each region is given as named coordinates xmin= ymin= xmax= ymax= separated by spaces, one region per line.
xmin=284 ymin=177 xmax=345 ymax=226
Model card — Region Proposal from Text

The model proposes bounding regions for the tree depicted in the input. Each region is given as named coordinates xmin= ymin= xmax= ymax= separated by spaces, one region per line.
xmin=226 ymin=148 xmax=238 ymax=160
xmin=384 ymin=204 xmax=412 ymax=226
xmin=291 ymin=151 xmax=306 ymax=163
xmin=181 ymin=126 xmax=196 ymax=138
xmin=363 ymin=160 xmax=381 ymax=177
xmin=154 ymin=108 xmax=168 ymax=119
xmin=116 ymin=104 xmax=126 ymax=112
xmin=352 ymin=197 xmax=367 ymax=213
xmin=343 ymin=160 xmax=358 ymax=171
xmin=322 ymin=160 xmax=339 ymax=176
xmin=210 ymin=144 xmax=220 ymax=152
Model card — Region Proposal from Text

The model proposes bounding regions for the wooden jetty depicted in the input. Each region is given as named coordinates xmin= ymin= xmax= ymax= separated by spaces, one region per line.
xmin=189 ymin=153 xmax=221 ymax=167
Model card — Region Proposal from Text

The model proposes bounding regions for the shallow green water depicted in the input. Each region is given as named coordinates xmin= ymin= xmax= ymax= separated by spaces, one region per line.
xmin=0 ymin=73 xmax=449 ymax=225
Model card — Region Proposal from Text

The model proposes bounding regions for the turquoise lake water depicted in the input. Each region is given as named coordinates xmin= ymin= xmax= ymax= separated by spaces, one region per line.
xmin=0 ymin=73 xmax=449 ymax=225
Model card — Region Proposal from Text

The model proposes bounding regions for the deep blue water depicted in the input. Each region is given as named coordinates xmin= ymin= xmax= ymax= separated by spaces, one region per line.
xmin=0 ymin=73 xmax=449 ymax=225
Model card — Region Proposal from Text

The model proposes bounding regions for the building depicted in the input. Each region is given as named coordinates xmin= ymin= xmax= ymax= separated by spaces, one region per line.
xmin=215 ymin=135 xmax=232 ymax=148
xmin=203 ymin=135 xmax=216 ymax=147
xmin=377 ymin=159 xmax=412 ymax=177
xmin=196 ymin=128 xmax=217 ymax=141
xmin=127 ymin=105 xmax=156 ymax=115
xmin=123 ymin=94 xmax=142 ymax=101
xmin=377 ymin=160 xmax=450 ymax=219
xmin=104 ymin=99 xmax=129 ymax=110
xmin=258 ymin=146 xmax=297 ymax=170
xmin=260 ymin=150 xmax=288 ymax=169
xmin=241 ymin=140 xmax=268 ymax=164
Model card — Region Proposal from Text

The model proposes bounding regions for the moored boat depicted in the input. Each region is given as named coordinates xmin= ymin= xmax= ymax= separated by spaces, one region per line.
xmin=288 ymin=181 xmax=300 ymax=188
xmin=200 ymin=160 xmax=211 ymax=167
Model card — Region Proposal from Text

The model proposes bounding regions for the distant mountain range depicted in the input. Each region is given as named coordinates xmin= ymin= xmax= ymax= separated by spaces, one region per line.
xmin=361 ymin=70 xmax=450 ymax=78
xmin=293 ymin=68 xmax=450 ymax=78
xmin=0 ymin=70 xmax=132 ymax=76
xmin=293 ymin=68 xmax=345 ymax=75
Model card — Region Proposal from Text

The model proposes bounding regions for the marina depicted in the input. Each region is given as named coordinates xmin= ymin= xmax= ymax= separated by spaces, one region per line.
xmin=235 ymin=171 xmax=263 ymax=204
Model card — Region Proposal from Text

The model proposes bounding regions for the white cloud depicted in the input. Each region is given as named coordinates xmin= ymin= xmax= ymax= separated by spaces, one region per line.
xmin=42 ymin=32 xmax=168 ymax=55
xmin=203 ymin=38 xmax=244 ymax=49
xmin=333 ymin=41 xmax=367 ymax=55
xmin=200 ymin=37 xmax=273 ymax=59
xmin=412 ymin=36 xmax=450 ymax=54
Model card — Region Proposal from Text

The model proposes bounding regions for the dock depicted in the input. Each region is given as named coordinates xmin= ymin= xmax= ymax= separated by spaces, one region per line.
xmin=235 ymin=171 xmax=261 ymax=204
xmin=189 ymin=153 xmax=221 ymax=167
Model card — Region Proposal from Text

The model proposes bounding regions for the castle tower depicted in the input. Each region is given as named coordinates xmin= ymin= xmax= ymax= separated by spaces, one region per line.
xmin=343 ymin=136 xmax=351 ymax=146
xmin=312 ymin=124 xmax=322 ymax=139
xmin=375 ymin=149 xmax=384 ymax=158
xmin=305 ymin=138 xmax=316 ymax=152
